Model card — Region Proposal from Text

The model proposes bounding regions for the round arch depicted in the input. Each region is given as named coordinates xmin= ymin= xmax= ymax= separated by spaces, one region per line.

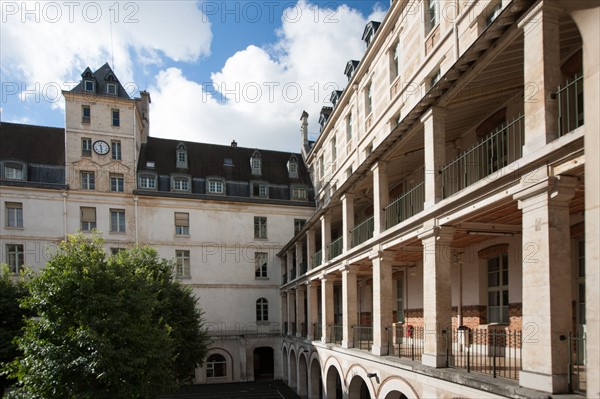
xmin=324 ymin=363 xmax=344 ymax=399
xmin=346 ymin=366 xmax=375 ymax=399
xmin=281 ymin=346 xmax=289 ymax=383
xmin=297 ymin=350 xmax=309 ymax=397
xmin=204 ymin=348 xmax=234 ymax=383
xmin=308 ymin=356 xmax=322 ymax=399
xmin=289 ymin=348 xmax=298 ymax=389
xmin=377 ymin=376 xmax=420 ymax=399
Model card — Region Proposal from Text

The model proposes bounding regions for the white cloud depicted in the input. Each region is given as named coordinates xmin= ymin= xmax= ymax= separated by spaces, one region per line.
xmin=0 ymin=0 xmax=212 ymax=109
xmin=150 ymin=0 xmax=386 ymax=152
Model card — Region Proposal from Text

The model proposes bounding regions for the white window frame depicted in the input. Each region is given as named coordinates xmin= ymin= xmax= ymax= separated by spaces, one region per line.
xmin=206 ymin=354 xmax=227 ymax=378
xmin=111 ymin=140 xmax=122 ymax=160
xmin=208 ymin=179 xmax=224 ymax=194
xmin=82 ymin=137 xmax=92 ymax=156
xmin=84 ymin=80 xmax=95 ymax=92
xmin=251 ymin=151 xmax=262 ymax=176
xmin=288 ymin=157 xmax=299 ymax=179
xmin=6 ymin=202 xmax=23 ymax=228
xmin=255 ymin=252 xmax=268 ymax=279
xmin=292 ymin=186 xmax=308 ymax=200
xmin=82 ymin=105 xmax=91 ymax=124
xmin=487 ymin=253 xmax=509 ymax=324
xmin=172 ymin=176 xmax=190 ymax=192
xmin=254 ymin=216 xmax=267 ymax=239
xmin=175 ymin=212 xmax=190 ymax=236
xmin=80 ymin=171 xmax=95 ymax=190
xmin=107 ymin=83 xmax=117 ymax=95
xmin=138 ymin=174 xmax=156 ymax=190
xmin=80 ymin=207 xmax=97 ymax=231
xmin=256 ymin=298 xmax=269 ymax=321
xmin=5 ymin=244 xmax=24 ymax=274
xmin=110 ymin=173 xmax=124 ymax=192
xmin=175 ymin=249 xmax=191 ymax=278
xmin=110 ymin=209 xmax=126 ymax=233
xmin=111 ymin=109 xmax=120 ymax=127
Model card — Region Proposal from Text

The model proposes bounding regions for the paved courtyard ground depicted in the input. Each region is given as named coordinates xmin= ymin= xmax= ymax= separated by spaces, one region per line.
xmin=157 ymin=380 xmax=301 ymax=399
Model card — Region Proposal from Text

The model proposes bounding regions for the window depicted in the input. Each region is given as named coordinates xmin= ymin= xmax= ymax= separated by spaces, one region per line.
xmin=208 ymin=179 xmax=224 ymax=194
xmin=390 ymin=40 xmax=400 ymax=81
xmin=331 ymin=135 xmax=337 ymax=162
xmin=427 ymin=0 xmax=439 ymax=33
xmin=346 ymin=113 xmax=353 ymax=143
xmin=5 ymin=244 xmax=24 ymax=273
xmin=287 ymin=156 xmax=299 ymax=179
xmin=487 ymin=253 xmax=509 ymax=324
xmin=255 ymin=252 xmax=268 ymax=279
xmin=430 ymin=68 xmax=441 ymax=87
xmin=365 ymin=83 xmax=373 ymax=115
xmin=107 ymin=83 xmax=117 ymax=95
xmin=206 ymin=354 xmax=227 ymax=378
xmin=82 ymin=106 xmax=91 ymax=123
xmin=112 ymin=109 xmax=120 ymax=127
xmin=173 ymin=177 xmax=190 ymax=192
xmin=84 ymin=80 xmax=95 ymax=92
xmin=111 ymin=140 xmax=122 ymax=160
xmin=176 ymin=143 xmax=188 ymax=169
xmin=6 ymin=202 xmax=23 ymax=228
xmin=110 ymin=209 xmax=126 ymax=233
xmin=294 ymin=219 xmax=306 ymax=235
xmin=578 ymin=240 xmax=585 ymax=324
xmin=80 ymin=171 xmax=95 ymax=190
xmin=251 ymin=151 xmax=262 ymax=175
xmin=254 ymin=217 xmax=267 ymax=239
xmin=319 ymin=155 xmax=325 ymax=179
xmin=80 ymin=207 xmax=97 ymax=231
xmin=110 ymin=174 xmax=124 ymax=192
xmin=292 ymin=186 xmax=308 ymax=200
xmin=485 ymin=2 xmax=502 ymax=28
xmin=111 ymin=247 xmax=125 ymax=255
xmin=397 ymin=274 xmax=405 ymax=323
xmin=82 ymin=137 xmax=92 ymax=156
xmin=253 ymin=183 xmax=268 ymax=198
xmin=256 ymin=298 xmax=268 ymax=321
xmin=175 ymin=250 xmax=190 ymax=278
xmin=138 ymin=174 xmax=156 ymax=189
xmin=3 ymin=163 xmax=24 ymax=180
xmin=175 ymin=212 xmax=189 ymax=235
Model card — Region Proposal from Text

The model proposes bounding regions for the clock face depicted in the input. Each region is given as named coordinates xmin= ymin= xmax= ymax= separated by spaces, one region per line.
xmin=93 ymin=140 xmax=110 ymax=155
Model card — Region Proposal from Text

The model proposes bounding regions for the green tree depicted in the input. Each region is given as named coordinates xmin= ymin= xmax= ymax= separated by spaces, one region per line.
xmin=3 ymin=235 xmax=209 ymax=399
xmin=0 ymin=265 xmax=28 ymax=395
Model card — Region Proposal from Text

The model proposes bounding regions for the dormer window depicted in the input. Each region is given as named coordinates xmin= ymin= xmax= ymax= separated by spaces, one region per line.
xmin=84 ymin=80 xmax=95 ymax=92
xmin=251 ymin=150 xmax=262 ymax=176
xmin=344 ymin=60 xmax=360 ymax=82
xmin=291 ymin=186 xmax=308 ymax=201
xmin=253 ymin=182 xmax=269 ymax=198
xmin=3 ymin=162 xmax=25 ymax=180
xmin=176 ymin=143 xmax=188 ymax=169
xmin=172 ymin=175 xmax=191 ymax=192
xmin=207 ymin=178 xmax=225 ymax=194
xmin=362 ymin=21 xmax=381 ymax=47
xmin=107 ymin=83 xmax=117 ymax=95
xmin=146 ymin=161 xmax=155 ymax=169
xmin=287 ymin=156 xmax=299 ymax=179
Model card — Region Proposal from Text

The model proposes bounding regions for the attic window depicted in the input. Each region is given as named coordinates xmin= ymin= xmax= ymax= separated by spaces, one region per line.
xmin=84 ymin=80 xmax=95 ymax=92
xmin=107 ymin=83 xmax=117 ymax=95
xmin=287 ymin=156 xmax=299 ymax=179
xmin=176 ymin=143 xmax=188 ymax=169
xmin=251 ymin=151 xmax=262 ymax=176
xmin=146 ymin=161 xmax=155 ymax=169
xmin=3 ymin=162 xmax=25 ymax=180
xmin=224 ymin=158 xmax=234 ymax=166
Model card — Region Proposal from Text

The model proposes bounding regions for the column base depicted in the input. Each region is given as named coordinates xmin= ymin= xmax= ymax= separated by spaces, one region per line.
xmin=342 ymin=339 xmax=353 ymax=349
xmin=306 ymin=335 xmax=314 ymax=341
xmin=371 ymin=345 xmax=389 ymax=356
xmin=422 ymin=353 xmax=448 ymax=368
xmin=519 ymin=370 xmax=569 ymax=394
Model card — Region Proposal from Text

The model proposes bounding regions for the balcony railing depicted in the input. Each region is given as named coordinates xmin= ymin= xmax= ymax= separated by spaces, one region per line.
xmin=313 ymin=323 xmax=322 ymax=341
xmin=300 ymin=261 xmax=307 ymax=276
xmin=352 ymin=216 xmax=374 ymax=247
xmin=353 ymin=326 xmax=373 ymax=351
xmin=282 ymin=272 xmax=287 ymax=284
xmin=557 ymin=73 xmax=584 ymax=137
xmin=290 ymin=267 xmax=296 ymax=281
xmin=328 ymin=236 xmax=343 ymax=259
xmin=441 ymin=114 xmax=525 ymax=199
xmin=299 ymin=322 xmax=308 ymax=338
xmin=313 ymin=250 xmax=323 ymax=268
xmin=385 ymin=181 xmax=425 ymax=229
xmin=446 ymin=327 xmax=522 ymax=380
xmin=330 ymin=325 xmax=343 ymax=344
xmin=394 ymin=324 xmax=425 ymax=361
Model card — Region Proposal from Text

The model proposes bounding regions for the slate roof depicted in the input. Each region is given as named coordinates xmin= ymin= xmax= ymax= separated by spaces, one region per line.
xmin=0 ymin=122 xmax=64 ymax=165
xmin=138 ymin=137 xmax=312 ymax=187
xmin=69 ymin=63 xmax=131 ymax=99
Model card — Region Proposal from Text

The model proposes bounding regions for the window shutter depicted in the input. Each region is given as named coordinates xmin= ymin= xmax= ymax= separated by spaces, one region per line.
xmin=81 ymin=207 xmax=96 ymax=222
xmin=175 ymin=212 xmax=189 ymax=226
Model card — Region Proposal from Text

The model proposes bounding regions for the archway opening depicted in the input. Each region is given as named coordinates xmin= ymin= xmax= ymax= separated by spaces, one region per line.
xmin=289 ymin=350 xmax=298 ymax=389
xmin=298 ymin=353 xmax=308 ymax=397
xmin=385 ymin=392 xmax=408 ymax=399
xmin=348 ymin=375 xmax=371 ymax=399
xmin=309 ymin=358 xmax=323 ymax=399
xmin=325 ymin=366 xmax=343 ymax=399
xmin=253 ymin=347 xmax=274 ymax=380
xmin=282 ymin=347 xmax=288 ymax=383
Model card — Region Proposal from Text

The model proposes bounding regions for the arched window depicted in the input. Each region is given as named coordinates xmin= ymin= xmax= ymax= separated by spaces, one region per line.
xmin=176 ymin=143 xmax=188 ymax=169
xmin=251 ymin=150 xmax=262 ymax=176
xmin=206 ymin=354 xmax=227 ymax=378
xmin=287 ymin=155 xmax=299 ymax=179
xmin=256 ymin=298 xmax=268 ymax=321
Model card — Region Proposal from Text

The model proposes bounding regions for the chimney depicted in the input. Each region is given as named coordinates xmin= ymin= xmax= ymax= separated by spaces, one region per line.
xmin=300 ymin=111 xmax=309 ymax=149
xmin=136 ymin=90 xmax=151 ymax=144
xmin=231 ymin=140 xmax=238 ymax=148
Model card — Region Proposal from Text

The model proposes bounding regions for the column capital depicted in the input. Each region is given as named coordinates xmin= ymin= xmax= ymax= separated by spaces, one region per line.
xmin=370 ymin=160 xmax=389 ymax=174
xmin=341 ymin=192 xmax=355 ymax=202
xmin=369 ymin=249 xmax=396 ymax=263
xmin=514 ymin=175 xmax=578 ymax=209
xmin=420 ymin=106 xmax=447 ymax=124
xmin=341 ymin=262 xmax=360 ymax=274
xmin=418 ymin=225 xmax=455 ymax=242
xmin=517 ymin=0 xmax=560 ymax=30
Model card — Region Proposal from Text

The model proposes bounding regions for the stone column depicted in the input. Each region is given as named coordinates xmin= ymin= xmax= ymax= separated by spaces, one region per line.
xmin=306 ymin=280 xmax=319 ymax=341
xmin=419 ymin=225 xmax=454 ymax=367
xmin=281 ymin=292 xmax=288 ymax=335
xmin=421 ymin=106 xmax=447 ymax=207
xmin=306 ymin=229 xmax=316 ymax=270
xmin=288 ymin=289 xmax=296 ymax=336
xmin=296 ymin=284 xmax=306 ymax=338
xmin=342 ymin=193 xmax=355 ymax=252
xmin=320 ymin=214 xmax=331 ymax=263
xmin=321 ymin=274 xmax=334 ymax=343
xmin=239 ymin=335 xmax=247 ymax=381
xmin=296 ymin=241 xmax=304 ymax=276
xmin=342 ymin=264 xmax=359 ymax=348
xmin=518 ymin=1 xmax=560 ymax=154
xmin=287 ymin=249 xmax=294 ymax=281
xmin=372 ymin=162 xmax=389 ymax=235
xmin=371 ymin=250 xmax=395 ymax=355
xmin=514 ymin=174 xmax=577 ymax=393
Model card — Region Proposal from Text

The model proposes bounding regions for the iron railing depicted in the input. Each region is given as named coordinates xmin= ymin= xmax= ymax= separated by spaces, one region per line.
xmin=313 ymin=323 xmax=322 ymax=341
xmin=353 ymin=326 xmax=373 ymax=351
xmin=330 ymin=325 xmax=343 ymax=344
xmin=441 ymin=114 xmax=525 ymax=199
xmin=290 ymin=322 xmax=297 ymax=336
xmin=282 ymin=273 xmax=287 ymax=284
xmin=290 ymin=267 xmax=296 ymax=280
xmin=565 ymin=329 xmax=587 ymax=394
xmin=557 ymin=73 xmax=584 ymax=137
xmin=300 ymin=322 xmax=308 ymax=338
xmin=394 ymin=324 xmax=425 ymax=361
xmin=313 ymin=250 xmax=323 ymax=268
xmin=446 ymin=328 xmax=522 ymax=380
xmin=300 ymin=261 xmax=307 ymax=275
xmin=283 ymin=322 xmax=288 ymax=335
xmin=385 ymin=181 xmax=425 ymax=229
xmin=328 ymin=236 xmax=344 ymax=259
xmin=352 ymin=216 xmax=374 ymax=247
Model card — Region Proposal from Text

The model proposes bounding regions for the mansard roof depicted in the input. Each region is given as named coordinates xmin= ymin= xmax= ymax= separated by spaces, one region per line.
xmin=138 ymin=137 xmax=312 ymax=186
xmin=70 ymin=62 xmax=131 ymax=99
xmin=0 ymin=122 xmax=64 ymax=165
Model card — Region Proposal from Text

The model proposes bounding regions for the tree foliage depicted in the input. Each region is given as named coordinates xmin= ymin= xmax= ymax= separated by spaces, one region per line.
xmin=3 ymin=235 xmax=209 ymax=399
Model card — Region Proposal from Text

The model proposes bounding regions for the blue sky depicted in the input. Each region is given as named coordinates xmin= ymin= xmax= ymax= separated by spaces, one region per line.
xmin=1 ymin=1 xmax=388 ymax=152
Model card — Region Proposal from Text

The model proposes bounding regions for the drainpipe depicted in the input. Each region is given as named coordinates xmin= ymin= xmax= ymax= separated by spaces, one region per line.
xmin=134 ymin=196 xmax=139 ymax=244
xmin=62 ymin=191 xmax=68 ymax=240
xmin=453 ymin=5 xmax=459 ymax=62
xmin=457 ymin=256 xmax=463 ymax=327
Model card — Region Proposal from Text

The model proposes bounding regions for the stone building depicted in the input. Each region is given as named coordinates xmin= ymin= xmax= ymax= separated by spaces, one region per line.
xmin=0 ymin=63 xmax=315 ymax=383
xmin=278 ymin=0 xmax=598 ymax=398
